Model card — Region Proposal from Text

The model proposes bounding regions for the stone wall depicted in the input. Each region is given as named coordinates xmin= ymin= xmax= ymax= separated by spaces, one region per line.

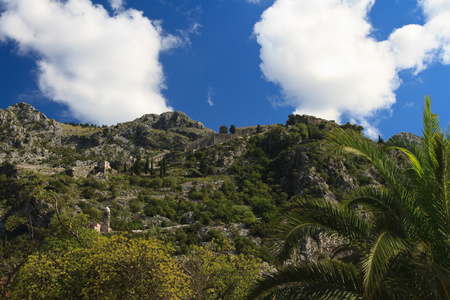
xmin=185 ymin=134 xmax=215 ymax=151
xmin=151 ymin=150 xmax=170 ymax=163
xmin=184 ymin=124 xmax=279 ymax=151
xmin=212 ymin=133 xmax=235 ymax=145
xmin=234 ymin=126 xmax=257 ymax=136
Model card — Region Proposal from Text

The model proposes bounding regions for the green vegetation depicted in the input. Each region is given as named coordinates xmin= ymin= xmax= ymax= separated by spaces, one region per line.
xmin=11 ymin=235 xmax=191 ymax=299
xmin=248 ymin=97 xmax=449 ymax=299
xmin=60 ymin=122 xmax=103 ymax=136
xmin=230 ymin=124 xmax=236 ymax=134
xmin=183 ymin=240 xmax=263 ymax=299
xmin=4 ymin=101 xmax=444 ymax=299
xmin=3 ymin=209 xmax=263 ymax=299
xmin=219 ymin=125 xmax=228 ymax=134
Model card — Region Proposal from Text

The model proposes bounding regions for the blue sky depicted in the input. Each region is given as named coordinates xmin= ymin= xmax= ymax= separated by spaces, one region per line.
xmin=0 ymin=0 xmax=449 ymax=140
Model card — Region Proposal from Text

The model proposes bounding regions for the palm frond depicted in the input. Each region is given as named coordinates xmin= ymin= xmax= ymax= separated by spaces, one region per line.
xmin=345 ymin=186 xmax=423 ymax=241
xmin=327 ymin=128 xmax=410 ymax=206
xmin=386 ymin=146 xmax=424 ymax=179
xmin=361 ymin=231 xmax=408 ymax=298
xmin=345 ymin=186 xmax=403 ymax=217
xmin=246 ymin=260 xmax=363 ymax=300
xmin=273 ymin=199 xmax=370 ymax=263
xmin=422 ymin=96 xmax=441 ymax=156
xmin=428 ymin=135 xmax=450 ymax=243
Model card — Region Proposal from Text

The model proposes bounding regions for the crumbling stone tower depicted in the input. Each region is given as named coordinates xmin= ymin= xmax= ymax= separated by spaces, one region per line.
xmin=100 ymin=206 xmax=111 ymax=233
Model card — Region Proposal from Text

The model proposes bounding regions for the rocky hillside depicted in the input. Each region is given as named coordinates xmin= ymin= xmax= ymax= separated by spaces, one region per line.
xmin=0 ymin=102 xmax=418 ymax=262
xmin=0 ymin=103 xmax=213 ymax=168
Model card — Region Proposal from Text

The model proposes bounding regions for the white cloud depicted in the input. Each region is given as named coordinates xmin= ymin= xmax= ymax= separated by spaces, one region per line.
xmin=0 ymin=0 xmax=179 ymax=125
xmin=403 ymin=101 xmax=414 ymax=108
xmin=254 ymin=0 xmax=450 ymax=139
xmin=207 ymin=88 xmax=214 ymax=106
xmin=109 ymin=0 xmax=125 ymax=11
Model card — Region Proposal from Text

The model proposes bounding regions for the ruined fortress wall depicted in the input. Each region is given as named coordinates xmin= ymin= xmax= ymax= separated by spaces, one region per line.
xmin=184 ymin=124 xmax=281 ymax=152
xmin=185 ymin=134 xmax=215 ymax=151
xmin=234 ymin=126 xmax=257 ymax=136
xmin=152 ymin=150 xmax=170 ymax=163
xmin=185 ymin=133 xmax=234 ymax=151
xmin=212 ymin=133 xmax=234 ymax=144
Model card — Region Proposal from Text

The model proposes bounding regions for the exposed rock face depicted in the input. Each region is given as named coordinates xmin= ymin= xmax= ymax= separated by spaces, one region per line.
xmin=326 ymin=159 xmax=356 ymax=193
xmin=0 ymin=104 xmax=213 ymax=166
xmin=388 ymin=132 xmax=422 ymax=146
xmin=144 ymin=111 xmax=207 ymax=130
xmin=0 ymin=103 xmax=63 ymax=150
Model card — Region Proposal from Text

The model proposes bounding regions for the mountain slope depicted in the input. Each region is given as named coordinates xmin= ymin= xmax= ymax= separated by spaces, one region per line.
xmin=0 ymin=102 xmax=418 ymax=263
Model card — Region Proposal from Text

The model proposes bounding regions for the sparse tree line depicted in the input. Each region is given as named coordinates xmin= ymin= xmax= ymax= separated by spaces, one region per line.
xmin=64 ymin=121 xmax=107 ymax=128
xmin=219 ymin=124 xmax=263 ymax=134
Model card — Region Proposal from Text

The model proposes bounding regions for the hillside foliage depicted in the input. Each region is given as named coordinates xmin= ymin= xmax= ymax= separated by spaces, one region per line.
xmin=248 ymin=97 xmax=450 ymax=299
xmin=1 ymin=101 xmax=440 ymax=298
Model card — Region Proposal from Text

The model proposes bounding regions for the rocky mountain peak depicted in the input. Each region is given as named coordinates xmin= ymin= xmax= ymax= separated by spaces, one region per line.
xmin=6 ymin=102 xmax=48 ymax=122
xmin=137 ymin=111 xmax=207 ymax=130
xmin=0 ymin=103 xmax=216 ymax=166
xmin=286 ymin=114 xmax=337 ymax=126
xmin=387 ymin=132 xmax=422 ymax=146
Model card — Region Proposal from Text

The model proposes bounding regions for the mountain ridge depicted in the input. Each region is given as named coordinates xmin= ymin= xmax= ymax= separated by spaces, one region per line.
xmin=0 ymin=101 xmax=421 ymax=265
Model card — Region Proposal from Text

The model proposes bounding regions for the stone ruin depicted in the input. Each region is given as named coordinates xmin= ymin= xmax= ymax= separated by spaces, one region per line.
xmin=97 ymin=161 xmax=111 ymax=174
xmin=87 ymin=206 xmax=111 ymax=233
xmin=184 ymin=124 xmax=279 ymax=152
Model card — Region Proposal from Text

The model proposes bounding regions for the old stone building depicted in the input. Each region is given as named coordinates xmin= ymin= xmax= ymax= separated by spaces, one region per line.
xmin=87 ymin=206 xmax=111 ymax=233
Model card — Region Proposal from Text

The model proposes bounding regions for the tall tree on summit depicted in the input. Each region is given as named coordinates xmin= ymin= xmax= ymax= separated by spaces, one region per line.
xmin=230 ymin=125 xmax=236 ymax=135
xmin=219 ymin=125 xmax=228 ymax=134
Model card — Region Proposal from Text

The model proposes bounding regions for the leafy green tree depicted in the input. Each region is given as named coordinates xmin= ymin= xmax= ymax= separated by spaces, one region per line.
xmin=0 ymin=235 xmax=37 ymax=298
xmin=230 ymin=125 xmax=236 ymax=134
xmin=256 ymin=124 xmax=262 ymax=133
xmin=151 ymin=158 xmax=154 ymax=176
xmin=159 ymin=157 xmax=167 ymax=178
xmin=132 ymin=156 xmax=143 ymax=175
xmin=298 ymin=123 xmax=308 ymax=139
xmin=11 ymin=235 xmax=191 ymax=300
xmin=219 ymin=125 xmax=228 ymax=134
xmin=42 ymin=210 xmax=100 ymax=251
xmin=183 ymin=240 xmax=263 ymax=300
xmin=144 ymin=154 xmax=150 ymax=173
xmin=163 ymin=157 xmax=167 ymax=176
xmin=248 ymin=97 xmax=449 ymax=299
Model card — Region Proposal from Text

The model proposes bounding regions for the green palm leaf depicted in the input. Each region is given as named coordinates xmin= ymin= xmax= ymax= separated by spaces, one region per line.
xmin=247 ymin=260 xmax=363 ymax=300
xmin=361 ymin=231 xmax=408 ymax=298
xmin=273 ymin=199 xmax=370 ymax=263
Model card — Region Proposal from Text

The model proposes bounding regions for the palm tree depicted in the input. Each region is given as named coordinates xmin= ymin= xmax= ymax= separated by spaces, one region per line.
xmin=248 ymin=97 xmax=449 ymax=299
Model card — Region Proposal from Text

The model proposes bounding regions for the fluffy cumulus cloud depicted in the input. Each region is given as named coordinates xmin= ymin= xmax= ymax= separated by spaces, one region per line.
xmin=254 ymin=0 xmax=450 ymax=138
xmin=0 ymin=0 xmax=179 ymax=125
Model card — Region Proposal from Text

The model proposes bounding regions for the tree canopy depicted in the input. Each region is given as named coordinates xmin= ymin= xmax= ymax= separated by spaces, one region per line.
xmin=219 ymin=125 xmax=228 ymax=134
xmin=11 ymin=235 xmax=192 ymax=300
